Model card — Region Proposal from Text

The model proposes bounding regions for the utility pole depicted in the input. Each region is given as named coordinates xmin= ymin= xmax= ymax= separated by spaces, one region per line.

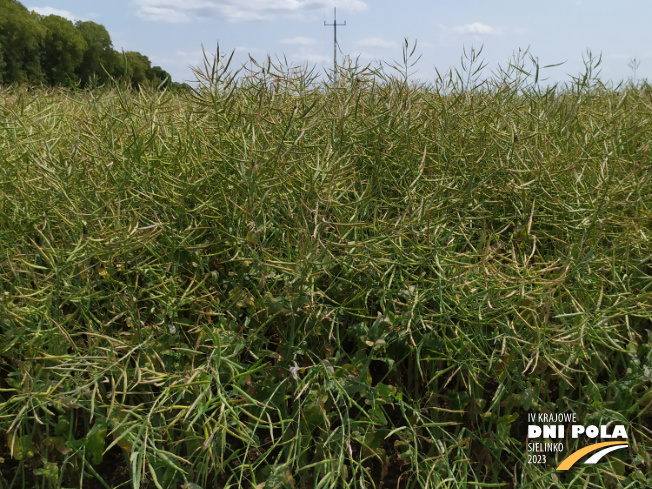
xmin=324 ymin=7 xmax=345 ymax=74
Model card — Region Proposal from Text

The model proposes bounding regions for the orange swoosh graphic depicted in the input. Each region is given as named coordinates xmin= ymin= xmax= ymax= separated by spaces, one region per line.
xmin=556 ymin=441 xmax=628 ymax=470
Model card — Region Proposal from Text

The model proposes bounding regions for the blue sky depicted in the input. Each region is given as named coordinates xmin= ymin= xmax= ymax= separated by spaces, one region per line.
xmin=27 ymin=1 xmax=652 ymax=86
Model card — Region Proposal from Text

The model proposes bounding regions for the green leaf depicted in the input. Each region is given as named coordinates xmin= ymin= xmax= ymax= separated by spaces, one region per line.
xmin=33 ymin=461 xmax=59 ymax=481
xmin=376 ymin=383 xmax=397 ymax=403
xmin=86 ymin=423 xmax=107 ymax=465
xmin=55 ymin=416 xmax=71 ymax=436
xmin=369 ymin=406 xmax=387 ymax=425
xmin=7 ymin=433 xmax=34 ymax=460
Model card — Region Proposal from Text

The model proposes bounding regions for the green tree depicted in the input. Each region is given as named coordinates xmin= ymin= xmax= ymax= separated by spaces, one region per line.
xmin=39 ymin=14 xmax=87 ymax=85
xmin=0 ymin=0 xmax=173 ymax=89
xmin=74 ymin=20 xmax=119 ymax=86
xmin=121 ymin=51 xmax=152 ymax=88
xmin=149 ymin=65 xmax=172 ymax=88
xmin=0 ymin=0 xmax=45 ymax=83
xmin=0 ymin=41 xmax=6 ymax=83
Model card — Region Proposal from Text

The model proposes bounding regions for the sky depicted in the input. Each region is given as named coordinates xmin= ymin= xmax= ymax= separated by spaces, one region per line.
xmin=26 ymin=0 xmax=652 ymax=87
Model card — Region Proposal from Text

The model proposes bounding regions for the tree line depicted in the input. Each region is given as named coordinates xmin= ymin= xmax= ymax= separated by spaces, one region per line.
xmin=0 ymin=0 xmax=185 ymax=90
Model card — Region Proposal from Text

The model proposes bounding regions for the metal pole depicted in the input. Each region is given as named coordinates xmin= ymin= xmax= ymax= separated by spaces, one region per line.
xmin=334 ymin=9 xmax=337 ymax=73
xmin=324 ymin=7 xmax=346 ymax=74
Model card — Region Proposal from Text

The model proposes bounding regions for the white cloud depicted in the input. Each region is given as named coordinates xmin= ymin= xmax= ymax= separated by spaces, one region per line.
xmin=134 ymin=0 xmax=368 ymax=23
xmin=176 ymin=49 xmax=206 ymax=59
xmin=279 ymin=36 xmax=317 ymax=46
xmin=247 ymin=46 xmax=329 ymax=66
xmin=292 ymin=51 xmax=331 ymax=64
xmin=28 ymin=6 xmax=85 ymax=21
xmin=136 ymin=6 xmax=191 ymax=23
xmin=451 ymin=22 xmax=501 ymax=36
xmin=357 ymin=37 xmax=399 ymax=50
xmin=234 ymin=46 xmax=268 ymax=56
xmin=329 ymin=0 xmax=368 ymax=13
